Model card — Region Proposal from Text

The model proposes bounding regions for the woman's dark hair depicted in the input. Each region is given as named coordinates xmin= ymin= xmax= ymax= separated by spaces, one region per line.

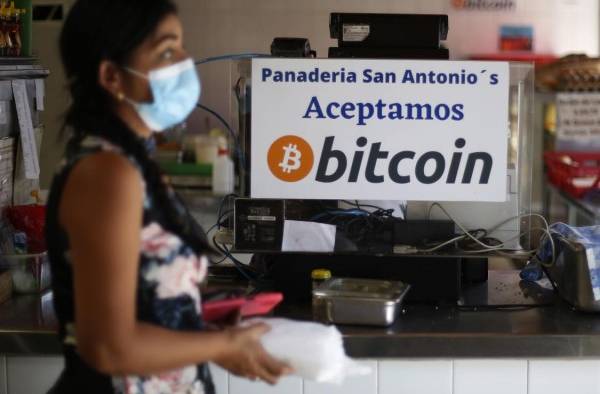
xmin=60 ymin=0 xmax=213 ymax=255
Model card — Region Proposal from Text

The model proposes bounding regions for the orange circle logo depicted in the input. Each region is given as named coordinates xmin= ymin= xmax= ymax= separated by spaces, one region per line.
xmin=267 ymin=135 xmax=314 ymax=182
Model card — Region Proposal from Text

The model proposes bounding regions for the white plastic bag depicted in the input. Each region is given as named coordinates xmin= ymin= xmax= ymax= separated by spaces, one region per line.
xmin=244 ymin=318 xmax=372 ymax=384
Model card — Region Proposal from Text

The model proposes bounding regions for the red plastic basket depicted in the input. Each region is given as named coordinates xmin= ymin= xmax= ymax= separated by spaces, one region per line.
xmin=544 ymin=151 xmax=600 ymax=198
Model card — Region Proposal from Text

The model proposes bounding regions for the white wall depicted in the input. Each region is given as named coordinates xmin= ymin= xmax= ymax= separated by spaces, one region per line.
xmin=33 ymin=0 xmax=74 ymax=188
xmin=175 ymin=0 xmax=599 ymax=133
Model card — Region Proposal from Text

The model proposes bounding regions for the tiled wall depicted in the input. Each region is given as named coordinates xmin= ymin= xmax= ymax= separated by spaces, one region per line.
xmin=3 ymin=357 xmax=600 ymax=394
xmin=211 ymin=360 xmax=600 ymax=394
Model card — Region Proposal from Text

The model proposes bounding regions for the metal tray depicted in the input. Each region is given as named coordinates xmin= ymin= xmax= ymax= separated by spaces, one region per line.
xmin=312 ymin=278 xmax=410 ymax=326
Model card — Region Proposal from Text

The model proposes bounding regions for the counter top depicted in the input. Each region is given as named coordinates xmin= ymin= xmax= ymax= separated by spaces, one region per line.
xmin=0 ymin=291 xmax=60 ymax=355
xmin=3 ymin=271 xmax=600 ymax=358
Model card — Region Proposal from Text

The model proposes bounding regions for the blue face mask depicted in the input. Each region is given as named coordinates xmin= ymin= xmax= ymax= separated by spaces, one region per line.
xmin=124 ymin=58 xmax=201 ymax=132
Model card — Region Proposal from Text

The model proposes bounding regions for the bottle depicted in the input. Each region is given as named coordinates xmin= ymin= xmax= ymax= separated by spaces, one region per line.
xmin=0 ymin=2 xmax=7 ymax=56
xmin=14 ymin=0 xmax=30 ymax=56
xmin=8 ymin=1 xmax=20 ymax=57
xmin=311 ymin=269 xmax=332 ymax=290
xmin=212 ymin=148 xmax=234 ymax=196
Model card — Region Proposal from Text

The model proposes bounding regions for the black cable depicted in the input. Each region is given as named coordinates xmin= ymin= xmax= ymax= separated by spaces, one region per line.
xmin=457 ymin=304 xmax=554 ymax=311
xmin=206 ymin=209 xmax=233 ymax=236
xmin=196 ymin=103 xmax=245 ymax=176
xmin=195 ymin=53 xmax=270 ymax=66
xmin=212 ymin=236 xmax=258 ymax=282
xmin=216 ymin=194 xmax=237 ymax=228
xmin=341 ymin=200 xmax=391 ymax=212
xmin=209 ymin=254 xmax=229 ymax=266
xmin=315 ymin=206 xmax=400 ymax=245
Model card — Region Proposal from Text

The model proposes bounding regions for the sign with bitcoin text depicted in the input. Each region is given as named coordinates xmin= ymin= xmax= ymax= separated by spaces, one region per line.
xmin=251 ymin=58 xmax=509 ymax=201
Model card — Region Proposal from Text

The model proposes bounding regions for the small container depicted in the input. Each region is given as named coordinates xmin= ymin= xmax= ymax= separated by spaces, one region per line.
xmin=0 ymin=252 xmax=50 ymax=294
xmin=194 ymin=135 xmax=218 ymax=165
xmin=311 ymin=269 xmax=331 ymax=290
xmin=212 ymin=148 xmax=235 ymax=195
xmin=312 ymin=278 xmax=410 ymax=327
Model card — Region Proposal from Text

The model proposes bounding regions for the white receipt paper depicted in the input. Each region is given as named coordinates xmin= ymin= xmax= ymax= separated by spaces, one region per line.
xmin=282 ymin=220 xmax=336 ymax=253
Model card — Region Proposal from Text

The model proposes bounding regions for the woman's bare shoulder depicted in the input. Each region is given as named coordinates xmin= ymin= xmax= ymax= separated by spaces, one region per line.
xmin=59 ymin=151 xmax=144 ymax=225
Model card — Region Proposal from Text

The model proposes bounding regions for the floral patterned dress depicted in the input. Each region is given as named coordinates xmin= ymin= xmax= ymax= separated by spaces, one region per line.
xmin=46 ymin=135 xmax=215 ymax=394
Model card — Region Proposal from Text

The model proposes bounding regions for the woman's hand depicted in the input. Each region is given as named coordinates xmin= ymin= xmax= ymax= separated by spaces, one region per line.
xmin=215 ymin=323 xmax=293 ymax=385
xmin=205 ymin=309 xmax=242 ymax=331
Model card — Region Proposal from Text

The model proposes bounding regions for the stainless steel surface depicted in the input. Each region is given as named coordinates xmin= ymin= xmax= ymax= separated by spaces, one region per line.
xmin=547 ymin=238 xmax=600 ymax=312
xmin=0 ymin=291 xmax=59 ymax=355
xmin=545 ymin=183 xmax=600 ymax=226
xmin=312 ymin=278 xmax=410 ymax=326
xmin=314 ymin=278 xmax=409 ymax=300
xmin=5 ymin=271 xmax=600 ymax=358
xmin=461 ymin=267 xmax=555 ymax=306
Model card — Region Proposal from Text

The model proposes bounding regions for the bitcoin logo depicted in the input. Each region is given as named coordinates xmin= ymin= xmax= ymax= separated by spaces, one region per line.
xmin=267 ymin=135 xmax=314 ymax=182
xmin=279 ymin=144 xmax=302 ymax=173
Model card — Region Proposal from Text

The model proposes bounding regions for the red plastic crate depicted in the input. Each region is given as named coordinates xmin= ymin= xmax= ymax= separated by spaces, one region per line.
xmin=544 ymin=151 xmax=600 ymax=198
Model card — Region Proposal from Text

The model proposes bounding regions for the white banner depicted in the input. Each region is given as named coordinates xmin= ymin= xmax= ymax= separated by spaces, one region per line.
xmin=251 ymin=58 xmax=509 ymax=201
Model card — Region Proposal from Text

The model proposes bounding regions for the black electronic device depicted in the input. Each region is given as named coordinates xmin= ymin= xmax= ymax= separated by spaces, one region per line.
xmin=233 ymin=198 xmax=336 ymax=252
xmin=271 ymin=37 xmax=317 ymax=58
xmin=329 ymin=13 xmax=448 ymax=49
xmin=393 ymin=220 xmax=455 ymax=246
xmin=252 ymin=253 xmax=463 ymax=303
xmin=233 ymin=198 xmax=455 ymax=254
xmin=234 ymin=199 xmax=284 ymax=252
xmin=328 ymin=46 xmax=449 ymax=60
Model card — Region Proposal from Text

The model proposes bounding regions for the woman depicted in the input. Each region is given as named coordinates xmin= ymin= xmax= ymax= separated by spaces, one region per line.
xmin=46 ymin=0 xmax=291 ymax=392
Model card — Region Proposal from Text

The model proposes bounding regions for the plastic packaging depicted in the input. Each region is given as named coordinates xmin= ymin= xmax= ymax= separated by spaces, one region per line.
xmin=538 ymin=222 xmax=600 ymax=301
xmin=244 ymin=318 xmax=372 ymax=384
xmin=212 ymin=148 xmax=234 ymax=195
xmin=0 ymin=252 xmax=50 ymax=293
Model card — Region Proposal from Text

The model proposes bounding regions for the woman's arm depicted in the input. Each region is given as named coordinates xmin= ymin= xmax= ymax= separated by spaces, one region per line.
xmin=60 ymin=152 xmax=289 ymax=383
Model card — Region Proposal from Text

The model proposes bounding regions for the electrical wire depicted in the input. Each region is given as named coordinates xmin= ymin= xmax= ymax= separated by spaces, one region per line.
xmin=195 ymin=53 xmax=270 ymax=66
xmin=193 ymin=53 xmax=272 ymax=176
xmin=196 ymin=103 xmax=246 ymax=174
xmin=205 ymin=209 xmax=233 ymax=237
xmin=314 ymin=206 xmax=399 ymax=246
xmin=457 ymin=304 xmax=554 ymax=311
xmin=426 ymin=202 xmax=557 ymax=264
xmin=342 ymin=200 xmax=407 ymax=218
xmin=206 ymin=210 xmax=233 ymax=265
xmin=417 ymin=234 xmax=469 ymax=253
xmin=341 ymin=200 xmax=387 ymax=212
xmin=212 ymin=235 xmax=260 ymax=282
xmin=206 ymin=194 xmax=238 ymax=266
xmin=216 ymin=193 xmax=238 ymax=229
xmin=458 ymin=226 xmax=550 ymax=254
